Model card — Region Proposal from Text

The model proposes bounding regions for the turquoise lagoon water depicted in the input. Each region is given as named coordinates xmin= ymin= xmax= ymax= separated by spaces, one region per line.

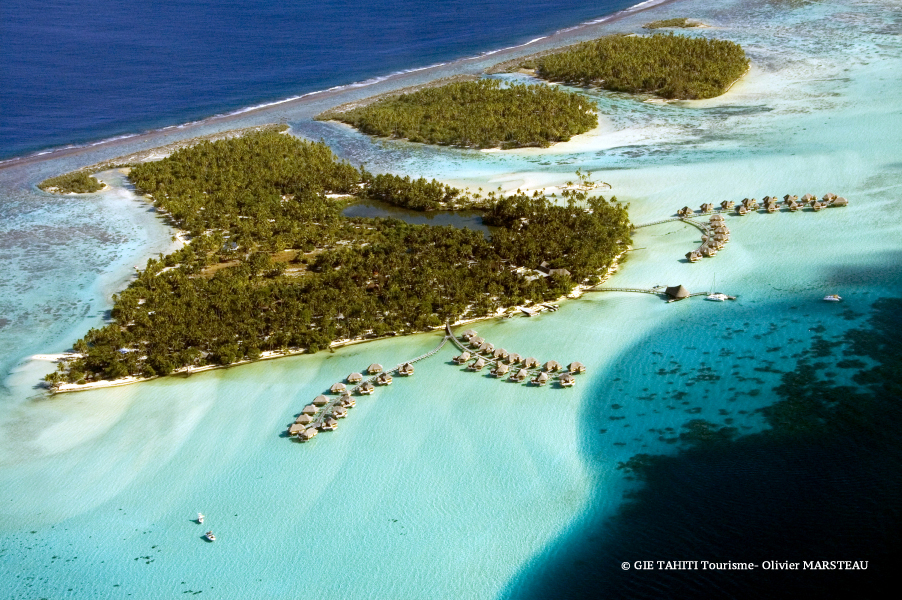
xmin=2 ymin=0 xmax=902 ymax=597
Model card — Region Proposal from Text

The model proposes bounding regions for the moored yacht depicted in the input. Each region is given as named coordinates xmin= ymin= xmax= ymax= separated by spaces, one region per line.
xmin=824 ymin=294 xmax=842 ymax=302
xmin=204 ymin=531 xmax=216 ymax=542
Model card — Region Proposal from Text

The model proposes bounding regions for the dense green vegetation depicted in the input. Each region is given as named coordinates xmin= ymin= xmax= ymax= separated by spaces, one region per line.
xmin=38 ymin=172 xmax=104 ymax=194
xmin=534 ymin=33 xmax=748 ymax=100
xmin=47 ymin=132 xmax=630 ymax=386
xmin=642 ymin=18 xmax=701 ymax=29
xmin=326 ymin=79 xmax=598 ymax=149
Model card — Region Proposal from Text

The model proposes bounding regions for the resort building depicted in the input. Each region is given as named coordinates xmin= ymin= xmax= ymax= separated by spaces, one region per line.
xmin=543 ymin=360 xmax=562 ymax=372
xmin=367 ymin=363 xmax=383 ymax=374
xmin=312 ymin=395 xmax=329 ymax=406
xmin=523 ymin=357 xmax=540 ymax=369
xmin=454 ymin=351 xmax=471 ymax=364
xmin=664 ymin=285 xmax=691 ymax=301
xmin=492 ymin=363 xmax=510 ymax=377
xmin=532 ymin=372 xmax=550 ymax=386
xmin=399 ymin=362 xmax=414 ymax=376
xmin=347 ymin=372 xmax=363 ymax=384
xmin=330 ymin=382 xmax=347 ymax=394
xmin=295 ymin=414 xmax=314 ymax=425
xmin=302 ymin=404 xmax=317 ymax=416
xmin=377 ymin=372 xmax=393 ymax=385
xmin=559 ymin=373 xmax=575 ymax=387
xmin=510 ymin=368 xmax=529 ymax=382
xmin=568 ymin=361 xmax=586 ymax=374
xmin=468 ymin=358 xmax=486 ymax=371
xmin=358 ymin=382 xmax=375 ymax=395
xmin=507 ymin=353 xmax=522 ymax=365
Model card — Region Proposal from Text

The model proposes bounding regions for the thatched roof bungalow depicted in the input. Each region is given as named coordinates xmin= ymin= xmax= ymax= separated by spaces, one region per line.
xmin=399 ymin=362 xmax=414 ymax=376
xmin=330 ymin=382 xmax=347 ymax=394
xmin=700 ymin=203 xmax=714 ymax=213
xmin=543 ymin=360 xmax=562 ymax=372
xmin=295 ymin=414 xmax=314 ymax=425
xmin=454 ymin=351 xmax=471 ymax=364
xmin=367 ymin=363 xmax=383 ymax=374
xmin=302 ymin=405 xmax=317 ymax=416
xmin=478 ymin=342 xmax=494 ymax=354
xmin=468 ymin=358 xmax=486 ymax=371
xmin=359 ymin=382 xmax=375 ymax=395
xmin=709 ymin=213 xmax=725 ymax=222
xmin=665 ymin=285 xmax=690 ymax=300
xmin=492 ymin=363 xmax=510 ymax=377
xmin=321 ymin=417 xmax=338 ymax=430
xmin=493 ymin=348 xmax=510 ymax=360
xmin=462 ymin=329 xmax=478 ymax=339
xmin=288 ymin=423 xmax=306 ymax=436
xmin=507 ymin=353 xmax=522 ymax=365
xmin=720 ymin=200 xmax=735 ymax=210
xmin=332 ymin=406 xmax=348 ymax=418
xmin=832 ymin=197 xmax=848 ymax=207
xmin=736 ymin=205 xmax=748 ymax=215
xmin=686 ymin=250 xmax=702 ymax=262
xmin=347 ymin=373 xmax=363 ymax=384
xmin=300 ymin=427 xmax=318 ymax=441
xmin=523 ymin=357 xmax=540 ymax=369
xmin=559 ymin=373 xmax=575 ymax=387
xmin=313 ymin=395 xmax=329 ymax=406
xmin=568 ymin=362 xmax=586 ymax=374
xmin=511 ymin=368 xmax=529 ymax=382
xmin=469 ymin=336 xmax=485 ymax=348
xmin=377 ymin=372 xmax=393 ymax=385
xmin=533 ymin=372 xmax=550 ymax=386
xmin=823 ymin=192 xmax=837 ymax=202
xmin=677 ymin=206 xmax=693 ymax=217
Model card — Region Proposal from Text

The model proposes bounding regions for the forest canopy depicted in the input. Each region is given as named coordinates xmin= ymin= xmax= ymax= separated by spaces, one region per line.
xmin=323 ymin=79 xmax=598 ymax=149
xmin=47 ymin=131 xmax=630 ymax=386
xmin=533 ymin=33 xmax=748 ymax=100
xmin=642 ymin=18 xmax=702 ymax=29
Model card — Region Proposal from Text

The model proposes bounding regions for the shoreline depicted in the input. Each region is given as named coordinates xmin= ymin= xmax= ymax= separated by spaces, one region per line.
xmin=49 ymin=246 xmax=629 ymax=394
xmin=0 ymin=0 xmax=680 ymax=173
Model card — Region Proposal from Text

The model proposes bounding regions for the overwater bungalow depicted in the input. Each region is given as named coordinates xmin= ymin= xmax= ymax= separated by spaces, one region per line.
xmin=720 ymin=200 xmax=735 ymax=210
xmin=677 ymin=206 xmax=693 ymax=217
xmin=709 ymin=213 xmax=725 ymax=222
xmin=478 ymin=342 xmax=495 ymax=354
xmin=811 ymin=200 xmax=825 ymax=211
xmin=832 ymin=196 xmax=848 ymax=207
xmin=492 ymin=363 xmax=510 ymax=377
xmin=399 ymin=362 xmax=415 ymax=376
xmin=462 ymin=329 xmax=478 ymax=340
xmin=295 ymin=414 xmax=314 ymax=425
xmin=700 ymin=203 xmax=714 ymax=213
xmin=330 ymin=382 xmax=347 ymax=394
xmin=786 ymin=199 xmax=800 ymax=211
xmin=783 ymin=194 xmax=799 ymax=202
xmin=801 ymin=193 xmax=816 ymax=204
xmin=507 ymin=353 xmax=522 ymax=365
xmin=736 ymin=205 xmax=748 ymax=215
xmin=523 ymin=357 xmax=540 ymax=369
xmin=299 ymin=427 xmax=318 ymax=441
xmin=367 ymin=363 xmax=383 ymax=374
xmin=701 ymin=245 xmax=717 ymax=257
xmin=543 ymin=360 xmax=562 ymax=372
xmin=312 ymin=395 xmax=329 ymax=406
xmin=568 ymin=361 xmax=586 ymax=374
xmin=377 ymin=372 xmax=393 ymax=385
xmin=510 ymin=368 xmax=529 ymax=382
xmin=766 ymin=201 xmax=778 ymax=213
xmin=686 ymin=250 xmax=702 ymax=263
xmin=302 ymin=404 xmax=318 ymax=416
xmin=469 ymin=336 xmax=485 ymax=348
xmin=559 ymin=373 xmax=576 ymax=388
xmin=665 ymin=285 xmax=691 ymax=301
xmin=332 ymin=406 xmax=348 ymax=419
xmin=288 ymin=423 xmax=306 ymax=437
xmin=823 ymin=192 xmax=837 ymax=202
xmin=468 ymin=358 xmax=486 ymax=371
xmin=321 ymin=417 xmax=338 ymax=431
xmin=358 ymin=382 xmax=375 ymax=395
xmin=532 ymin=372 xmax=550 ymax=386
xmin=493 ymin=348 xmax=510 ymax=361
xmin=454 ymin=351 xmax=471 ymax=364
xmin=347 ymin=372 xmax=363 ymax=384
xmin=339 ymin=394 xmax=355 ymax=408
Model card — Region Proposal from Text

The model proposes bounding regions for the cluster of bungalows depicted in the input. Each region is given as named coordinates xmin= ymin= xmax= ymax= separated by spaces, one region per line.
xmin=456 ymin=330 xmax=586 ymax=388
xmin=686 ymin=214 xmax=730 ymax=262
xmin=679 ymin=193 xmax=848 ymax=218
xmin=680 ymin=194 xmax=848 ymax=262
xmin=288 ymin=359 xmax=417 ymax=442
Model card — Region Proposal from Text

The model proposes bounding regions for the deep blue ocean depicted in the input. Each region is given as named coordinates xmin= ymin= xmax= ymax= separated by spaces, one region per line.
xmin=0 ymin=0 xmax=634 ymax=159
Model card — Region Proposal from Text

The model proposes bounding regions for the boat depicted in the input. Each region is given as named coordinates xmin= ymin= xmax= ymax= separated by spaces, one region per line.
xmin=204 ymin=531 xmax=216 ymax=542
xmin=824 ymin=294 xmax=842 ymax=302
xmin=197 ymin=513 xmax=204 ymax=524
xmin=706 ymin=275 xmax=728 ymax=302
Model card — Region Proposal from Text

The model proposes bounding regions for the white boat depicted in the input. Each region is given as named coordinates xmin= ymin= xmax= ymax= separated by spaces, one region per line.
xmin=204 ymin=531 xmax=216 ymax=542
xmin=824 ymin=294 xmax=842 ymax=302
xmin=197 ymin=513 xmax=204 ymax=524
xmin=706 ymin=293 xmax=729 ymax=302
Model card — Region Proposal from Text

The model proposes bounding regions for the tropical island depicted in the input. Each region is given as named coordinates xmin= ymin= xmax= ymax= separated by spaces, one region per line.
xmin=514 ymin=33 xmax=748 ymax=100
xmin=45 ymin=130 xmax=630 ymax=387
xmin=318 ymin=79 xmax=598 ymax=149
xmin=38 ymin=172 xmax=105 ymax=194
xmin=642 ymin=18 xmax=705 ymax=30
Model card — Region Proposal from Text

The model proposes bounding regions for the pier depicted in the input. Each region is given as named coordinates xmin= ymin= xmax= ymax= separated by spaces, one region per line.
xmin=633 ymin=193 xmax=848 ymax=263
